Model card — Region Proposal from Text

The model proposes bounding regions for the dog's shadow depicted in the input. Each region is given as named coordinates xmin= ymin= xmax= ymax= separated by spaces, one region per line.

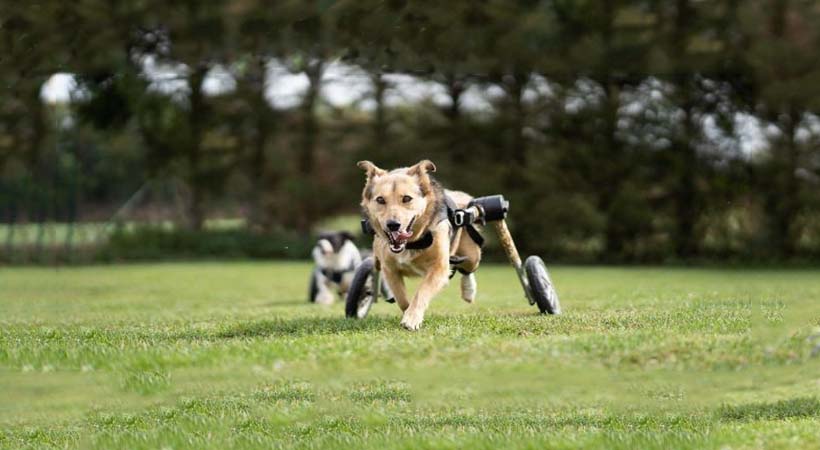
xmin=258 ymin=300 xmax=314 ymax=308
xmin=215 ymin=315 xmax=397 ymax=339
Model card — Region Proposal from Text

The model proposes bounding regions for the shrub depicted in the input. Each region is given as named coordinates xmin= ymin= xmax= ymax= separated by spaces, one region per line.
xmin=98 ymin=227 xmax=313 ymax=262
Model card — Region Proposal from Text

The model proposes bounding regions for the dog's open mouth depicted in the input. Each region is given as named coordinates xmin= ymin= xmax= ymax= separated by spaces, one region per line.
xmin=386 ymin=217 xmax=415 ymax=253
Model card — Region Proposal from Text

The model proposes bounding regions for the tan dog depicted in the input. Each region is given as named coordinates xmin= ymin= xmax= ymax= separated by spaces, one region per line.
xmin=358 ymin=159 xmax=482 ymax=330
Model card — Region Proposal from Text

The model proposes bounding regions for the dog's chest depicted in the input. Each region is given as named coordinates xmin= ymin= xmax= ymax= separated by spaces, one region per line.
xmin=392 ymin=251 xmax=427 ymax=277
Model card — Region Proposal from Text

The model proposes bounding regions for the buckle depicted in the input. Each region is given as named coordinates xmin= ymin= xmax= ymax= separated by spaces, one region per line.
xmin=452 ymin=209 xmax=476 ymax=228
xmin=453 ymin=210 xmax=466 ymax=227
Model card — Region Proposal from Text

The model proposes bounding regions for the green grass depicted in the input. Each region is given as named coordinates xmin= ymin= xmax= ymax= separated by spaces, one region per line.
xmin=1 ymin=263 xmax=819 ymax=449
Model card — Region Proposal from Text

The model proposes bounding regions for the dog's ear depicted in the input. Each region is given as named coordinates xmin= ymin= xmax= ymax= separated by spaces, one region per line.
xmin=357 ymin=160 xmax=386 ymax=180
xmin=408 ymin=159 xmax=436 ymax=177
xmin=408 ymin=159 xmax=437 ymax=196
xmin=341 ymin=231 xmax=355 ymax=242
xmin=358 ymin=161 xmax=386 ymax=201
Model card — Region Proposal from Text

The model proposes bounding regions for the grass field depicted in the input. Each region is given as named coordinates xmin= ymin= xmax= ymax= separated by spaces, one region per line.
xmin=1 ymin=262 xmax=819 ymax=449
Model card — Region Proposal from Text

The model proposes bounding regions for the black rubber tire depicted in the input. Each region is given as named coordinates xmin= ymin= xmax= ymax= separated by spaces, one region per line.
xmin=345 ymin=257 xmax=376 ymax=318
xmin=308 ymin=270 xmax=318 ymax=303
xmin=381 ymin=278 xmax=395 ymax=303
xmin=524 ymin=256 xmax=561 ymax=315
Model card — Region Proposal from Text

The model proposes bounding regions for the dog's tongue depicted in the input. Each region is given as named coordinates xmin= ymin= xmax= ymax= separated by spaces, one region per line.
xmin=390 ymin=230 xmax=413 ymax=243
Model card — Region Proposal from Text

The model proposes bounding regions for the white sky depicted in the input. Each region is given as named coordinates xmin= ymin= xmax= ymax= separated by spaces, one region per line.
xmin=40 ymin=60 xmax=769 ymax=156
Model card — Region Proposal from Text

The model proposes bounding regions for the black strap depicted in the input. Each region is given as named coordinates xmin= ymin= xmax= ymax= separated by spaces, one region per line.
xmin=449 ymin=255 xmax=468 ymax=265
xmin=366 ymin=194 xmax=484 ymax=252
xmin=448 ymin=255 xmax=475 ymax=277
xmin=405 ymin=231 xmax=434 ymax=250
xmin=444 ymin=195 xmax=484 ymax=248
xmin=321 ymin=269 xmax=344 ymax=283
xmin=321 ymin=261 xmax=356 ymax=283
xmin=464 ymin=224 xmax=484 ymax=247
xmin=444 ymin=195 xmax=459 ymax=228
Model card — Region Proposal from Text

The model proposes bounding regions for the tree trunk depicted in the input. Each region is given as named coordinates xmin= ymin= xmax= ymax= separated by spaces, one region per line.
xmin=508 ymin=73 xmax=527 ymax=168
xmin=766 ymin=0 xmax=800 ymax=257
xmin=22 ymin=82 xmax=46 ymax=174
xmin=600 ymin=80 xmax=624 ymax=260
xmin=373 ymin=72 xmax=387 ymax=144
xmin=672 ymin=0 xmax=699 ymax=259
xmin=299 ymin=59 xmax=324 ymax=176
xmin=444 ymin=74 xmax=463 ymax=123
xmin=372 ymin=72 xmax=388 ymax=151
xmin=247 ymin=57 xmax=274 ymax=231
xmin=597 ymin=1 xmax=628 ymax=261
xmin=497 ymin=72 xmax=529 ymax=191
xmin=186 ymin=66 xmax=208 ymax=231
xmin=675 ymin=101 xmax=699 ymax=259
xmin=444 ymin=74 xmax=464 ymax=163
xmin=23 ymin=83 xmax=48 ymax=261
xmin=770 ymin=0 xmax=788 ymax=37
xmin=772 ymin=110 xmax=800 ymax=257
xmin=290 ymin=58 xmax=325 ymax=232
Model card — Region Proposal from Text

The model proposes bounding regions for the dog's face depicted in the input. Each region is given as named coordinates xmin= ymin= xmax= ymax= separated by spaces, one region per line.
xmin=316 ymin=231 xmax=354 ymax=255
xmin=358 ymin=160 xmax=437 ymax=253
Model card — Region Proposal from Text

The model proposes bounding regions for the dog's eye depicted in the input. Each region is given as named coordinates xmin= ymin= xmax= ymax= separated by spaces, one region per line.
xmin=375 ymin=196 xmax=386 ymax=205
xmin=402 ymin=195 xmax=413 ymax=203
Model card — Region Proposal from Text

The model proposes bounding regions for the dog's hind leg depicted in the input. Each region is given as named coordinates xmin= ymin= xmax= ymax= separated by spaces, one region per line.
xmin=453 ymin=235 xmax=480 ymax=304
xmin=460 ymin=272 xmax=477 ymax=303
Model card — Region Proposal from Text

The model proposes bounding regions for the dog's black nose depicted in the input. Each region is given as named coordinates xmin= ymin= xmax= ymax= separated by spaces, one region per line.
xmin=386 ymin=220 xmax=401 ymax=232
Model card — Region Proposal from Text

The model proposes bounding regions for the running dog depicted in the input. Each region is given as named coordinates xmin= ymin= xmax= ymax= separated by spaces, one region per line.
xmin=357 ymin=159 xmax=482 ymax=330
xmin=309 ymin=231 xmax=361 ymax=304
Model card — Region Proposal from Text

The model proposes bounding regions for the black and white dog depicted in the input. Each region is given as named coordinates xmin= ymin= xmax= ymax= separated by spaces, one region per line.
xmin=309 ymin=231 xmax=362 ymax=304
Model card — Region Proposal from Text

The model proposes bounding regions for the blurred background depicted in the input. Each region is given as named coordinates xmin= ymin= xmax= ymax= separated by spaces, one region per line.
xmin=1 ymin=0 xmax=819 ymax=265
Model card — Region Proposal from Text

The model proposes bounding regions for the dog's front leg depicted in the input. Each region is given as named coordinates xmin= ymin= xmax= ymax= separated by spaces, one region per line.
xmin=382 ymin=267 xmax=409 ymax=311
xmin=313 ymin=270 xmax=335 ymax=305
xmin=400 ymin=265 xmax=449 ymax=331
xmin=401 ymin=227 xmax=451 ymax=331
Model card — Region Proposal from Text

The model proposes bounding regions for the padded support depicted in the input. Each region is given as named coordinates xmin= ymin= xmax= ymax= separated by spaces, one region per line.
xmin=469 ymin=195 xmax=509 ymax=222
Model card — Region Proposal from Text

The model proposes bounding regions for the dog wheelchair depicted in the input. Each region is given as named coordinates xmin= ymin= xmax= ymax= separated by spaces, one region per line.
xmin=345 ymin=195 xmax=561 ymax=319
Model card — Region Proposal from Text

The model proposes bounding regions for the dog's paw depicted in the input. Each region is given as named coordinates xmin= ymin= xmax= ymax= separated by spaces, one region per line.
xmin=314 ymin=291 xmax=335 ymax=305
xmin=400 ymin=309 xmax=424 ymax=331
xmin=460 ymin=273 xmax=476 ymax=303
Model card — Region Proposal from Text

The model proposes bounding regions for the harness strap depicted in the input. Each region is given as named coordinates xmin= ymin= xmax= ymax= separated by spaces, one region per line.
xmin=445 ymin=195 xmax=484 ymax=248
xmin=359 ymin=194 xmax=485 ymax=253
xmin=405 ymin=231 xmax=434 ymax=250
xmin=321 ymin=260 xmax=356 ymax=284
xmin=464 ymin=224 xmax=485 ymax=247
xmin=403 ymin=196 xmax=454 ymax=251
xmin=443 ymin=195 xmax=459 ymax=247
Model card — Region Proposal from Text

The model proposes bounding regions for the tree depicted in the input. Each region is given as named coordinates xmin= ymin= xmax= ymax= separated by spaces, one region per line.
xmin=140 ymin=0 xmax=233 ymax=230
xmin=229 ymin=0 xmax=286 ymax=231
xmin=649 ymin=0 xmax=743 ymax=258
xmin=548 ymin=0 xmax=655 ymax=260
xmin=0 ymin=2 xmax=76 ymax=240
xmin=743 ymin=0 xmax=820 ymax=256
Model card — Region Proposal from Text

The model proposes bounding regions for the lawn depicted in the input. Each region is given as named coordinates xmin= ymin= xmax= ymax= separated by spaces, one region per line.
xmin=1 ymin=262 xmax=819 ymax=449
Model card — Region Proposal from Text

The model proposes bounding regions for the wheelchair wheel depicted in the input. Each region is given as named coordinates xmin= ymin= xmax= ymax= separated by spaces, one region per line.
xmin=524 ymin=256 xmax=561 ymax=315
xmin=345 ymin=257 xmax=377 ymax=318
